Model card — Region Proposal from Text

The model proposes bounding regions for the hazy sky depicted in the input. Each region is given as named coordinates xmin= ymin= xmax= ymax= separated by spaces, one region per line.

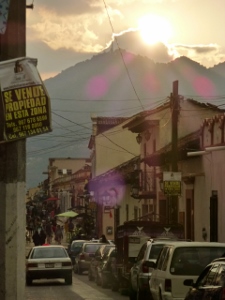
xmin=26 ymin=0 xmax=225 ymax=80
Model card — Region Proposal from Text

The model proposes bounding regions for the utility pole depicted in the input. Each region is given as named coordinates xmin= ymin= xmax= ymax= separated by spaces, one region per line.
xmin=171 ymin=80 xmax=179 ymax=173
xmin=170 ymin=80 xmax=179 ymax=223
xmin=0 ymin=0 xmax=26 ymax=299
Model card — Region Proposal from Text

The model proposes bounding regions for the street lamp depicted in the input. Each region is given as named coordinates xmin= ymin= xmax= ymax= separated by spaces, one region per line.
xmin=136 ymin=133 xmax=142 ymax=144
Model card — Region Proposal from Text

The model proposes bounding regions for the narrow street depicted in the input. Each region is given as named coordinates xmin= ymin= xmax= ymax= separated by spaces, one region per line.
xmin=26 ymin=272 xmax=129 ymax=300
xmin=25 ymin=239 xmax=128 ymax=300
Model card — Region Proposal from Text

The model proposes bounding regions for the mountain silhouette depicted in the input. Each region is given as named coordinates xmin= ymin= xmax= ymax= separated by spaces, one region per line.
xmin=26 ymin=50 xmax=225 ymax=188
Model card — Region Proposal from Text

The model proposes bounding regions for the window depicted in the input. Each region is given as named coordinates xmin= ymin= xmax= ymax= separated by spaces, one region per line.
xmin=32 ymin=247 xmax=67 ymax=258
xmin=157 ymin=247 xmax=169 ymax=270
xmin=142 ymin=204 xmax=148 ymax=219
xmin=203 ymin=265 xmax=218 ymax=285
xmin=198 ymin=265 xmax=219 ymax=286
xmin=170 ymin=247 xmax=225 ymax=276
xmin=149 ymin=244 xmax=165 ymax=260
xmin=137 ymin=243 xmax=147 ymax=262
xmin=134 ymin=206 xmax=138 ymax=220
xmin=85 ymin=244 xmax=101 ymax=253
xmin=71 ymin=243 xmax=83 ymax=250
xmin=214 ymin=264 xmax=225 ymax=286
xmin=195 ymin=265 xmax=212 ymax=286
xmin=126 ymin=204 xmax=129 ymax=221
xmin=161 ymin=247 xmax=171 ymax=271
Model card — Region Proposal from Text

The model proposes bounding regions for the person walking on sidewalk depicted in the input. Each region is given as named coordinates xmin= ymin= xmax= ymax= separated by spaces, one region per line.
xmin=32 ymin=230 xmax=41 ymax=246
xmin=55 ymin=225 xmax=63 ymax=244
xmin=40 ymin=229 xmax=47 ymax=245
xmin=45 ymin=221 xmax=53 ymax=244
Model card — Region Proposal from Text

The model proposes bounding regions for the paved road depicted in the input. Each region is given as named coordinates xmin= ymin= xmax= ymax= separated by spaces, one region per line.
xmin=26 ymin=276 xmax=129 ymax=299
xmin=25 ymin=239 xmax=129 ymax=299
xmin=26 ymin=272 xmax=129 ymax=300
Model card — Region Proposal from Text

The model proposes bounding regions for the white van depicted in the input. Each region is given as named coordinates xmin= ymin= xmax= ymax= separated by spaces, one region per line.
xmin=149 ymin=242 xmax=225 ymax=300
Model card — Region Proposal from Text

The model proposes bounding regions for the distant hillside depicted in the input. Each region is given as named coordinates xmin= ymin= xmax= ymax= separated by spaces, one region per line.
xmin=45 ymin=50 xmax=225 ymax=106
xmin=26 ymin=50 xmax=225 ymax=188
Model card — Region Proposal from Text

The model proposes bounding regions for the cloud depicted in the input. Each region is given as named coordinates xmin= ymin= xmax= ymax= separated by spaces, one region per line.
xmin=171 ymin=43 xmax=223 ymax=67
xmin=174 ymin=43 xmax=219 ymax=54
xmin=27 ymin=2 xmax=122 ymax=54
xmin=106 ymin=29 xmax=174 ymax=63
xmin=107 ymin=29 xmax=224 ymax=68
xmin=32 ymin=0 xmax=102 ymax=16
xmin=26 ymin=1 xmax=225 ymax=78
xmin=27 ymin=39 xmax=93 ymax=80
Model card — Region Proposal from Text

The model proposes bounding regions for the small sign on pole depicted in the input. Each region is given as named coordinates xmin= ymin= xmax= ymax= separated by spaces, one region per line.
xmin=0 ymin=57 xmax=52 ymax=142
xmin=163 ymin=171 xmax=181 ymax=195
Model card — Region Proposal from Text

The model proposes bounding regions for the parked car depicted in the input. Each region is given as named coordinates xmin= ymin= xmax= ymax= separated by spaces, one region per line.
xmin=184 ymin=256 xmax=225 ymax=300
xmin=88 ymin=244 xmax=114 ymax=282
xmin=96 ymin=246 xmax=117 ymax=288
xmin=149 ymin=242 xmax=225 ymax=300
xmin=129 ymin=238 xmax=187 ymax=300
xmin=67 ymin=239 xmax=87 ymax=264
xmin=26 ymin=245 xmax=73 ymax=285
xmin=74 ymin=242 xmax=105 ymax=274
xmin=90 ymin=238 xmax=115 ymax=245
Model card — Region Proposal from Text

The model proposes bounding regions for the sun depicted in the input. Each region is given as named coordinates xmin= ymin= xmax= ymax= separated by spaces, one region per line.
xmin=138 ymin=14 xmax=172 ymax=45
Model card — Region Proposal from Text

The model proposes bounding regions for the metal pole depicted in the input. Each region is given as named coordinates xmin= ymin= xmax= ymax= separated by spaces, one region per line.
xmin=170 ymin=80 xmax=179 ymax=224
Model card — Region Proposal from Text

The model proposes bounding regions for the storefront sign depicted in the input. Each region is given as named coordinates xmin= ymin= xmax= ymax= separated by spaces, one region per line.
xmin=0 ymin=57 xmax=52 ymax=142
xmin=163 ymin=172 xmax=181 ymax=195
xmin=163 ymin=180 xmax=181 ymax=195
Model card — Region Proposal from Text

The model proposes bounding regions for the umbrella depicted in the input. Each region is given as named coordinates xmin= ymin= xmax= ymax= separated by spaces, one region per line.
xmin=56 ymin=211 xmax=78 ymax=218
xmin=45 ymin=197 xmax=59 ymax=201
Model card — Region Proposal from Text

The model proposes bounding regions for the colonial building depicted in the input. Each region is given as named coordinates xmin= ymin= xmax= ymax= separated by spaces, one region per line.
xmin=88 ymin=98 xmax=225 ymax=241
xmin=46 ymin=157 xmax=89 ymax=212
xmin=124 ymin=98 xmax=224 ymax=241
xmin=184 ymin=114 xmax=225 ymax=242
xmin=88 ymin=116 xmax=141 ymax=239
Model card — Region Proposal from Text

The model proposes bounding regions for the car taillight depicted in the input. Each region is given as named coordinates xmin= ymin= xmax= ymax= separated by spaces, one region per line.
xmin=165 ymin=279 xmax=171 ymax=292
xmin=62 ymin=262 xmax=72 ymax=267
xmin=79 ymin=254 xmax=85 ymax=260
xmin=142 ymin=261 xmax=150 ymax=273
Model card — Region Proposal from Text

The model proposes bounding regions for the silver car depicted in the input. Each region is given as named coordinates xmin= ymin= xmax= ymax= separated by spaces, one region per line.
xmin=26 ymin=245 xmax=73 ymax=285
xmin=74 ymin=242 xmax=105 ymax=274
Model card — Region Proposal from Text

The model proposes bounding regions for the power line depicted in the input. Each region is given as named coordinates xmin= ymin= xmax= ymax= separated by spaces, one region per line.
xmin=102 ymin=0 xmax=145 ymax=111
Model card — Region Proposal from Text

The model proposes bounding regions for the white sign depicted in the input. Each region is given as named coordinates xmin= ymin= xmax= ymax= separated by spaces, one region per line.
xmin=163 ymin=172 xmax=181 ymax=181
xmin=0 ymin=57 xmax=52 ymax=142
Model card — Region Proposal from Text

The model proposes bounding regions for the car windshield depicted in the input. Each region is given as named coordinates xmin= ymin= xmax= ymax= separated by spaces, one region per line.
xmin=71 ymin=243 xmax=83 ymax=250
xmin=31 ymin=247 xmax=67 ymax=259
xmin=170 ymin=247 xmax=225 ymax=275
xmin=85 ymin=244 xmax=102 ymax=253
xmin=149 ymin=244 xmax=165 ymax=259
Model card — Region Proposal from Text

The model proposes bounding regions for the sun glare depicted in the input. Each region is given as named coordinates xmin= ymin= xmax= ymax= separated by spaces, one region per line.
xmin=138 ymin=14 xmax=172 ymax=45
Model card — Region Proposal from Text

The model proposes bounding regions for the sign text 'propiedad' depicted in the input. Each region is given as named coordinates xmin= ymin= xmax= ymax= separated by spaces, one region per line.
xmin=0 ymin=57 xmax=52 ymax=142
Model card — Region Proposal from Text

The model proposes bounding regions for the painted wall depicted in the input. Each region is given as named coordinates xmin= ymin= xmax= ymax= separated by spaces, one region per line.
xmin=94 ymin=120 xmax=139 ymax=177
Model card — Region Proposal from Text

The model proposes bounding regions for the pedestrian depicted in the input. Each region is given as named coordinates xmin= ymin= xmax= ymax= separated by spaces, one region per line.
xmin=100 ymin=234 xmax=109 ymax=244
xmin=45 ymin=221 xmax=53 ymax=244
xmin=55 ymin=225 xmax=63 ymax=244
xmin=32 ymin=230 xmax=41 ymax=246
xmin=40 ymin=229 xmax=47 ymax=245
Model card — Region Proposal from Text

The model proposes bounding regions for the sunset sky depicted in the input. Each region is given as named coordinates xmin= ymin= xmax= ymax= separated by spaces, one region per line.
xmin=26 ymin=0 xmax=225 ymax=81
xmin=25 ymin=0 xmax=225 ymax=188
